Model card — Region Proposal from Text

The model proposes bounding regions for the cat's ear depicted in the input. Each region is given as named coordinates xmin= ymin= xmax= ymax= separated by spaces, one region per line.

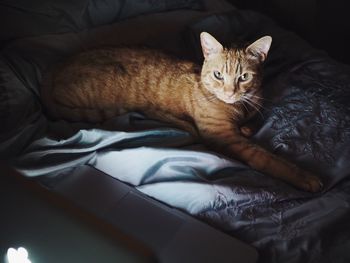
xmin=200 ymin=32 xmax=224 ymax=59
xmin=246 ymin=36 xmax=272 ymax=62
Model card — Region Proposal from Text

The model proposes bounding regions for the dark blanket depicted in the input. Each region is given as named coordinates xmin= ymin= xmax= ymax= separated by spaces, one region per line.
xmin=2 ymin=3 xmax=350 ymax=263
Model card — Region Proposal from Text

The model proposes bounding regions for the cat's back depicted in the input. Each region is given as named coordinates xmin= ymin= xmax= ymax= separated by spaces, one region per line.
xmin=51 ymin=47 xmax=194 ymax=92
xmin=42 ymin=46 xmax=199 ymax=121
xmin=64 ymin=47 xmax=189 ymax=71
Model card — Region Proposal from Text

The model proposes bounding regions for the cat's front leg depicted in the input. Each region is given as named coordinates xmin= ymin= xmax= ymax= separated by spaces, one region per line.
xmin=230 ymin=139 xmax=323 ymax=192
xmin=240 ymin=125 xmax=256 ymax=138
xmin=239 ymin=107 xmax=263 ymax=137
xmin=199 ymin=123 xmax=323 ymax=192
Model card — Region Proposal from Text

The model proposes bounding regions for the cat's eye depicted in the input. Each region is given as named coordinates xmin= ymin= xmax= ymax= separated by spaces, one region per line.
xmin=238 ymin=73 xmax=250 ymax=82
xmin=213 ymin=70 xmax=224 ymax=80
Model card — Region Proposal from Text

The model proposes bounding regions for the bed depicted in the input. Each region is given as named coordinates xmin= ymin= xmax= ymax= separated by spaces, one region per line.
xmin=1 ymin=0 xmax=350 ymax=262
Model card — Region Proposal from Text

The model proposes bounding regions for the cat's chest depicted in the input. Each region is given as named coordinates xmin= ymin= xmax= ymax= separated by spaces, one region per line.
xmin=191 ymin=99 xmax=237 ymax=123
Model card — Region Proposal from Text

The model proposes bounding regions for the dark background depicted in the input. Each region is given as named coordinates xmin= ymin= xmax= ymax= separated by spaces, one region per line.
xmin=229 ymin=0 xmax=350 ymax=65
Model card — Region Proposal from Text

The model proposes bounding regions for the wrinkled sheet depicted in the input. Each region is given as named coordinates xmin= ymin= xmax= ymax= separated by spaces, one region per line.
xmin=2 ymin=7 xmax=350 ymax=263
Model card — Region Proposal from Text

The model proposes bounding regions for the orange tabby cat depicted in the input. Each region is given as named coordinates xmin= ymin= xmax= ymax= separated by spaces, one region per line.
xmin=42 ymin=32 xmax=323 ymax=192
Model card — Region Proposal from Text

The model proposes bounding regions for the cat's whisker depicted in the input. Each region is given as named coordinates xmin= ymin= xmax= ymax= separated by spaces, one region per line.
xmin=244 ymin=96 xmax=263 ymax=109
xmin=244 ymin=95 xmax=267 ymax=111
xmin=249 ymin=94 xmax=263 ymax=99
xmin=242 ymin=97 xmax=264 ymax=118
xmin=246 ymin=94 xmax=264 ymax=103
xmin=241 ymin=100 xmax=250 ymax=113
xmin=242 ymin=99 xmax=258 ymax=112
xmin=251 ymin=101 xmax=266 ymax=111
xmin=249 ymin=94 xmax=273 ymax=103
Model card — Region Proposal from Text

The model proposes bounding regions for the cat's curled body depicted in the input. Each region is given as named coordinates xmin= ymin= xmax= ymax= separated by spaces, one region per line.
xmin=42 ymin=32 xmax=323 ymax=192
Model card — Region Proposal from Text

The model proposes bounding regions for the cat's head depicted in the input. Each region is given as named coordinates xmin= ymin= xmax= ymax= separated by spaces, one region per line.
xmin=200 ymin=32 xmax=272 ymax=104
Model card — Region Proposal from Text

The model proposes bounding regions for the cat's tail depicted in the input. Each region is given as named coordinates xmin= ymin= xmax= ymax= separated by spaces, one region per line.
xmin=40 ymin=68 xmax=106 ymax=123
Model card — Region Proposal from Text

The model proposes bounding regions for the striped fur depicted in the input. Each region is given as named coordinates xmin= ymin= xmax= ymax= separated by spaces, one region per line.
xmin=41 ymin=33 xmax=323 ymax=192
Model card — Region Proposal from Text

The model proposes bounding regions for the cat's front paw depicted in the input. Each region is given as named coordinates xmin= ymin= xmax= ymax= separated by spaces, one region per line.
xmin=240 ymin=126 xmax=254 ymax=137
xmin=300 ymin=173 xmax=323 ymax=193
